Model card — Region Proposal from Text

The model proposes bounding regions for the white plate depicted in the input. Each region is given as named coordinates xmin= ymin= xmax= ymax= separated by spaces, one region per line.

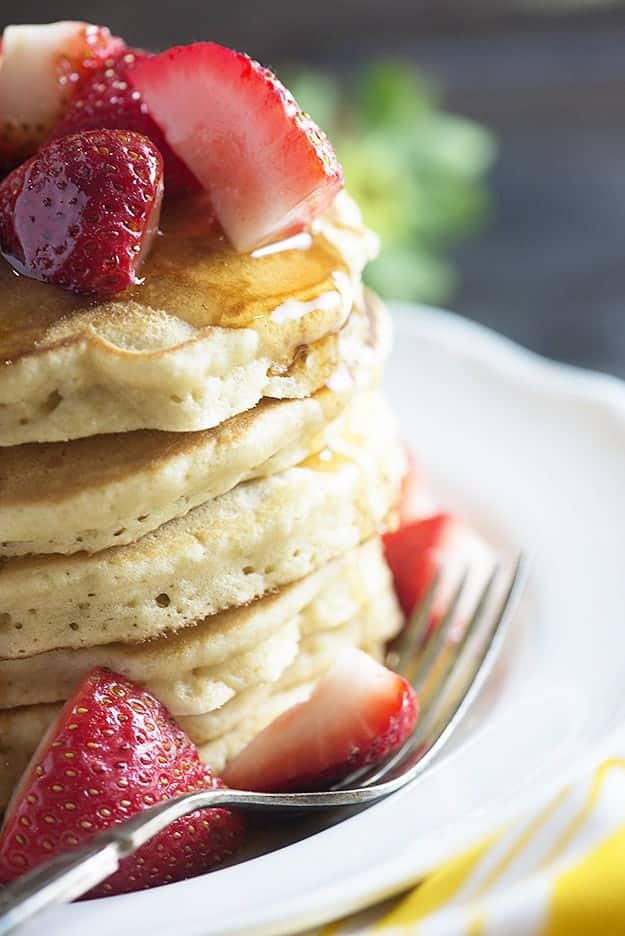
xmin=19 ymin=304 xmax=625 ymax=936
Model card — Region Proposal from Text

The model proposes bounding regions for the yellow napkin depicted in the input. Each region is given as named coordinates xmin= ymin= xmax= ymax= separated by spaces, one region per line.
xmin=308 ymin=758 xmax=625 ymax=936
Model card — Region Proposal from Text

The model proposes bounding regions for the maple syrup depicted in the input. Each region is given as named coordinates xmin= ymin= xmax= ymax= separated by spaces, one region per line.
xmin=298 ymin=446 xmax=355 ymax=473
xmin=0 ymin=204 xmax=349 ymax=363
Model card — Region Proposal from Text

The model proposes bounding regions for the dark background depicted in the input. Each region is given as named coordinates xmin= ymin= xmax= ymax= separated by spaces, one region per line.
xmin=5 ymin=1 xmax=625 ymax=376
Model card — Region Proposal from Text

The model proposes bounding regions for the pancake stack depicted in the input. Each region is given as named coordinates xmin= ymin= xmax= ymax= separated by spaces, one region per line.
xmin=0 ymin=193 xmax=405 ymax=810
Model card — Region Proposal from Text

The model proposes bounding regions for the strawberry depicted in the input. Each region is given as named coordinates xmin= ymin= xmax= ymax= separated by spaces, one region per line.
xmin=0 ymin=668 xmax=245 ymax=897
xmin=223 ymin=649 xmax=417 ymax=792
xmin=129 ymin=42 xmax=344 ymax=251
xmin=399 ymin=447 xmax=438 ymax=524
xmin=50 ymin=49 xmax=201 ymax=196
xmin=383 ymin=513 xmax=495 ymax=637
xmin=0 ymin=129 xmax=163 ymax=298
xmin=0 ymin=22 xmax=125 ymax=171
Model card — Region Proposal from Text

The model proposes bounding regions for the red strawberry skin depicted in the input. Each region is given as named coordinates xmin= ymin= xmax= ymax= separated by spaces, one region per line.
xmin=0 ymin=668 xmax=245 ymax=897
xmin=51 ymin=49 xmax=201 ymax=196
xmin=129 ymin=43 xmax=344 ymax=251
xmin=0 ymin=129 xmax=163 ymax=298
xmin=0 ymin=22 xmax=125 ymax=172
xmin=223 ymin=649 xmax=418 ymax=793
xmin=383 ymin=513 xmax=496 ymax=642
xmin=383 ymin=515 xmax=448 ymax=619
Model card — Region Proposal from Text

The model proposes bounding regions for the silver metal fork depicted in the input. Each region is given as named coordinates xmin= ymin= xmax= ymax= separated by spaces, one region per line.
xmin=0 ymin=556 xmax=525 ymax=935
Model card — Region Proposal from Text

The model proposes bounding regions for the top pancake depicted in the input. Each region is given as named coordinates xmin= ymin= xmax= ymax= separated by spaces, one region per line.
xmin=0 ymin=192 xmax=377 ymax=444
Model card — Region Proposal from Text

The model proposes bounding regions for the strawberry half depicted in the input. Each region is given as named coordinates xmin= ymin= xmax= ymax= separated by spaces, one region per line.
xmin=383 ymin=513 xmax=495 ymax=636
xmin=129 ymin=42 xmax=344 ymax=251
xmin=0 ymin=22 xmax=125 ymax=172
xmin=0 ymin=128 xmax=163 ymax=298
xmin=0 ymin=668 xmax=245 ymax=897
xmin=223 ymin=649 xmax=418 ymax=792
xmin=51 ymin=49 xmax=201 ymax=196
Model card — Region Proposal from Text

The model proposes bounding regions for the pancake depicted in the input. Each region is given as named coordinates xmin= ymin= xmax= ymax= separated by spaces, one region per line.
xmin=0 ymin=390 xmax=405 ymax=659
xmin=0 ymin=293 xmax=389 ymax=557
xmin=0 ymin=545 xmax=401 ymax=809
xmin=0 ymin=193 xmax=377 ymax=444
xmin=0 ymin=537 xmax=394 ymax=712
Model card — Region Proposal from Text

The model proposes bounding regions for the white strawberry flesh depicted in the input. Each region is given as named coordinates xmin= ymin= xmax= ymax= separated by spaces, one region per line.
xmin=0 ymin=22 xmax=124 ymax=166
xmin=223 ymin=648 xmax=418 ymax=792
xmin=129 ymin=43 xmax=344 ymax=251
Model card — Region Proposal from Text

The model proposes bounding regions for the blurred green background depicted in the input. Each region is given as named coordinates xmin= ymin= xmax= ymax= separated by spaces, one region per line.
xmin=288 ymin=63 xmax=496 ymax=306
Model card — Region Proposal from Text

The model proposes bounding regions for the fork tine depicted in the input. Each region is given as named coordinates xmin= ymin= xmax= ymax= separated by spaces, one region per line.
xmin=371 ymin=555 xmax=526 ymax=784
xmin=409 ymin=568 xmax=470 ymax=692
xmin=386 ymin=569 xmax=440 ymax=675
xmin=419 ymin=561 xmax=500 ymax=700
xmin=332 ymin=566 xmax=470 ymax=791
xmin=346 ymin=565 xmax=492 ymax=789
xmin=341 ymin=555 xmax=525 ymax=790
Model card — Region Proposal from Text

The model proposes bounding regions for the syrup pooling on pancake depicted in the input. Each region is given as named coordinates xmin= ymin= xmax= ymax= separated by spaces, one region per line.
xmin=0 ymin=205 xmax=349 ymax=359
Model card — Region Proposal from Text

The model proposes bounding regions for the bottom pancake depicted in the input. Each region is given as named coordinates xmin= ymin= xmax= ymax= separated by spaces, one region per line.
xmin=0 ymin=539 xmax=401 ymax=810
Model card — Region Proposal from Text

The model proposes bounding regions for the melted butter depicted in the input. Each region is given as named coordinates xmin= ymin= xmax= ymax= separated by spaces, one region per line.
xmin=0 ymin=200 xmax=349 ymax=363
xmin=298 ymin=446 xmax=355 ymax=473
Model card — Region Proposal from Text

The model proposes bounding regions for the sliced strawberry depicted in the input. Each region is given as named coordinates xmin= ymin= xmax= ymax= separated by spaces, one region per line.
xmin=223 ymin=649 xmax=418 ymax=792
xmin=0 ymin=129 xmax=163 ymax=298
xmin=399 ymin=447 xmax=438 ymax=524
xmin=383 ymin=513 xmax=495 ymax=636
xmin=50 ymin=49 xmax=201 ymax=196
xmin=129 ymin=43 xmax=344 ymax=251
xmin=0 ymin=667 xmax=245 ymax=897
xmin=0 ymin=22 xmax=125 ymax=171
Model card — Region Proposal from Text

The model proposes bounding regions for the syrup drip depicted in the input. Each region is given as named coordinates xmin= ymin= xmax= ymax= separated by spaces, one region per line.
xmin=298 ymin=446 xmax=355 ymax=473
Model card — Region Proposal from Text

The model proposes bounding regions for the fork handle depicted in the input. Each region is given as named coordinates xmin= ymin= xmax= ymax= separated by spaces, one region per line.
xmin=0 ymin=837 xmax=121 ymax=935
xmin=0 ymin=786 xmax=367 ymax=935
xmin=0 ymin=788 xmax=236 ymax=935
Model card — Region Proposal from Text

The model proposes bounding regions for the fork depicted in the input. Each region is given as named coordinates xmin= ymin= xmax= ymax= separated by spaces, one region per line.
xmin=0 ymin=555 xmax=525 ymax=935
